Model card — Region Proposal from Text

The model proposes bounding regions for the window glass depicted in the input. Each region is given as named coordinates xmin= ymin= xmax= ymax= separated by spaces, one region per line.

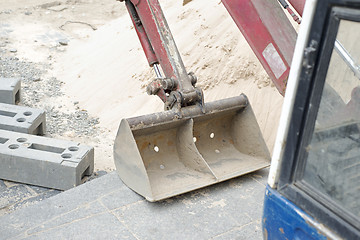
xmin=303 ymin=20 xmax=360 ymax=218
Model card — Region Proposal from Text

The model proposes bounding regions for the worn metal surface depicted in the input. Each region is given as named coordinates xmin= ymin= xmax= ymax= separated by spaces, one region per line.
xmin=222 ymin=0 xmax=297 ymax=95
xmin=125 ymin=0 xmax=158 ymax=67
xmin=263 ymin=185 xmax=331 ymax=240
xmin=124 ymin=0 xmax=202 ymax=108
xmin=288 ymin=0 xmax=305 ymax=16
xmin=114 ymin=95 xmax=270 ymax=201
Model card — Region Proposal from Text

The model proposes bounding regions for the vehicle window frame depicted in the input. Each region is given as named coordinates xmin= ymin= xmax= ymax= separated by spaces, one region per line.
xmin=277 ymin=2 xmax=360 ymax=239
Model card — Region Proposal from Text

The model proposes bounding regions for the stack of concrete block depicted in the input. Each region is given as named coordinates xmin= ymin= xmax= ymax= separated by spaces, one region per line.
xmin=0 ymin=130 xmax=94 ymax=190
xmin=0 ymin=78 xmax=94 ymax=190
xmin=0 ymin=103 xmax=46 ymax=135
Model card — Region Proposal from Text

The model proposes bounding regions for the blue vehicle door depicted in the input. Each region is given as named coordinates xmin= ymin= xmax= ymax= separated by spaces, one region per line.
xmin=263 ymin=0 xmax=360 ymax=239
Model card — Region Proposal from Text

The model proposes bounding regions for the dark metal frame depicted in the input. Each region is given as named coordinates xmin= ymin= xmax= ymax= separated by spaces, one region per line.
xmin=277 ymin=1 xmax=360 ymax=239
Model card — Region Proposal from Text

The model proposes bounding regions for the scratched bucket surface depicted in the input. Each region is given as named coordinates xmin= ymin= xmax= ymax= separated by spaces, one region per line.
xmin=114 ymin=94 xmax=270 ymax=202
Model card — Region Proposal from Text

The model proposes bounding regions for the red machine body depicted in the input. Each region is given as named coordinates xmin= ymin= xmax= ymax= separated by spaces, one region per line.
xmin=222 ymin=0 xmax=298 ymax=95
xmin=123 ymin=0 xmax=199 ymax=109
xmin=288 ymin=0 xmax=305 ymax=15
xmin=116 ymin=0 xmax=308 ymax=202
xmin=124 ymin=0 xmax=304 ymax=98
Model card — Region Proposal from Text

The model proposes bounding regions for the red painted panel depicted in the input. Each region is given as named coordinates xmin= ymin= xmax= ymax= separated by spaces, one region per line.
xmin=288 ymin=0 xmax=305 ymax=16
xmin=125 ymin=1 xmax=158 ymax=66
xmin=222 ymin=0 xmax=297 ymax=95
xmin=132 ymin=0 xmax=176 ymax=81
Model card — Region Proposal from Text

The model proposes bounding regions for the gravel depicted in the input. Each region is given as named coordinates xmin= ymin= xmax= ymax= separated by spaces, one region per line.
xmin=58 ymin=39 xmax=69 ymax=46
xmin=0 ymin=53 xmax=100 ymax=138
xmin=0 ymin=50 xmax=103 ymax=214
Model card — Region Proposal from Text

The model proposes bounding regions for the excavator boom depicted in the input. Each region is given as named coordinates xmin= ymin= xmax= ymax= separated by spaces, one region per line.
xmin=114 ymin=0 xmax=299 ymax=201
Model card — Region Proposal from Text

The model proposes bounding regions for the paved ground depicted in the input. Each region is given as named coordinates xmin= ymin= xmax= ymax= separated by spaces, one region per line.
xmin=0 ymin=168 xmax=268 ymax=240
xmin=0 ymin=170 xmax=107 ymax=217
xmin=0 ymin=179 xmax=61 ymax=217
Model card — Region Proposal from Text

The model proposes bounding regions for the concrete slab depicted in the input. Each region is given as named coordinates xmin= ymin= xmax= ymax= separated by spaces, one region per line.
xmin=0 ymin=103 xmax=46 ymax=135
xmin=0 ymin=168 xmax=269 ymax=239
xmin=0 ymin=171 xmax=107 ymax=217
xmin=0 ymin=77 xmax=21 ymax=104
xmin=0 ymin=130 xmax=94 ymax=190
xmin=0 ymin=179 xmax=61 ymax=216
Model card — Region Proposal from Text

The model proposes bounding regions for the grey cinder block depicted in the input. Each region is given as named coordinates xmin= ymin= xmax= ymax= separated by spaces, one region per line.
xmin=0 ymin=130 xmax=94 ymax=190
xmin=0 ymin=103 xmax=46 ymax=135
xmin=0 ymin=78 xmax=21 ymax=104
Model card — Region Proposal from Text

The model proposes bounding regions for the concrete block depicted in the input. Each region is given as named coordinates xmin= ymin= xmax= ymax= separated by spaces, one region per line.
xmin=0 ymin=103 xmax=46 ymax=135
xmin=0 ymin=78 xmax=21 ymax=104
xmin=0 ymin=130 xmax=94 ymax=190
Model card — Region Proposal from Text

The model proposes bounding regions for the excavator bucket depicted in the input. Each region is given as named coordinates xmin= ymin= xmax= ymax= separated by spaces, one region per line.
xmin=114 ymin=94 xmax=270 ymax=201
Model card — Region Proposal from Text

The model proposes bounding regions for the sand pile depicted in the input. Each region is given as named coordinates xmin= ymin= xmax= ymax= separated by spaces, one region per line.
xmin=52 ymin=0 xmax=284 ymax=170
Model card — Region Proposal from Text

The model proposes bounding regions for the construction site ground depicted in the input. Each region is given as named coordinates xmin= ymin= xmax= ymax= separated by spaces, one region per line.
xmin=0 ymin=169 xmax=269 ymax=239
xmin=0 ymin=0 xmax=284 ymax=239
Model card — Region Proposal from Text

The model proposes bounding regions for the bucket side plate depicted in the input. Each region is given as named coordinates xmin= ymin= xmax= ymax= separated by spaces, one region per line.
xmin=114 ymin=95 xmax=271 ymax=201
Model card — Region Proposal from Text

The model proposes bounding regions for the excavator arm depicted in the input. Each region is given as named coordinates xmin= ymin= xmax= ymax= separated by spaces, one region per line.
xmin=120 ymin=0 xmax=203 ymax=111
xmin=113 ymin=0 xmax=301 ymax=201
xmin=222 ymin=0 xmax=298 ymax=95
xmin=121 ymin=0 xmax=299 ymax=97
